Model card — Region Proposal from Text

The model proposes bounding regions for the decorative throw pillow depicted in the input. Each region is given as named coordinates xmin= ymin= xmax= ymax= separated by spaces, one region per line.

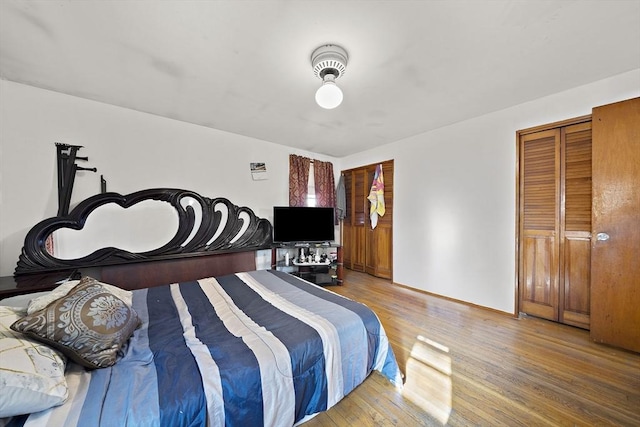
xmin=27 ymin=278 xmax=133 ymax=315
xmin=0 ymin=306 xmax=68 ymax=417
xmin=11 ymin=278 xmax=140 ymax=369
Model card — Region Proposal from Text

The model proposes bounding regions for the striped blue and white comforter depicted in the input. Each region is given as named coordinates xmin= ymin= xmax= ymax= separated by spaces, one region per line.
xmin=17 ymin=270 xmax=402 ymax=427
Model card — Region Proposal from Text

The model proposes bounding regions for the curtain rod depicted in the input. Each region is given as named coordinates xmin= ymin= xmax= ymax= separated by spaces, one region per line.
xmin=291 ymin=154 xmax=329 ymax=164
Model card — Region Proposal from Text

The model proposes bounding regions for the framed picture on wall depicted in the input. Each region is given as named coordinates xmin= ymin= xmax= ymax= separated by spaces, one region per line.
xmin=250 ymin=162 xmax=268 ymax=180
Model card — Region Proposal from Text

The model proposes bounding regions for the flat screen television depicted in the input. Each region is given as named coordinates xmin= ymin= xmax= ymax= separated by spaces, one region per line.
xmin=273 ymin=206 xmax=335 ymax=244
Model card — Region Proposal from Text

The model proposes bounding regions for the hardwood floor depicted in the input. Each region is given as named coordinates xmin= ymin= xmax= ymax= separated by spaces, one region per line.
xmin=304 ymin=270 xmax=640 ymax=426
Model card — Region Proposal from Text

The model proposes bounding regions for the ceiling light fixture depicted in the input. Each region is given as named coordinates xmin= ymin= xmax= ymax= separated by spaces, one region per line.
xmin=311 ymin=44 xmax=348 ymax=109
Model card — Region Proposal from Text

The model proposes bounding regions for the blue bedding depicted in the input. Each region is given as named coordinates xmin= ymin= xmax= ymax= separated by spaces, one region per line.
xmin=16 ymin=270 xmax=402 ymax=426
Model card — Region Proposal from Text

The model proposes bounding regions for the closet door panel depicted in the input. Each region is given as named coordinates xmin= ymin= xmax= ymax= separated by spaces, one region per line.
xmin=352 ymin=225 xmax=366 ymax=272
xmin=352 ymin=169 xmax=366 ymax=271
xmin=342 ymin=172 xmax=353 ymax=269
xmin=354 ymin=170 xmax=367 ymax=226
xmin=373 ymin=226 xmax=392 ymax=279
xmin=561 ymin=233 xmax=591 ymax=329
xmin=522 ymin=131 xmax=558 ymax=231
xmin=364 ymin=166 xmax=376 ymax=276
xmin=343 ymin=223 xmax=353 ymax=268
xmin=363 ymin=163 xmax=392 ymax=278
xmin=520 ymin=129 xmax=560 ymax=320
xmin=521 ymin=232 xmax=557 ymax=319
xmin=377 ymin=162 xmax=394 ymax=227
xmin=344 ymin=172 xmax=353 ymax=223
xmin=365 ymin=228 xmax=375 ymax=275
xmin=559 ymin=122 xmax=592 ymax=329
xmin=563 ymin=123 xmax=592 ymax=232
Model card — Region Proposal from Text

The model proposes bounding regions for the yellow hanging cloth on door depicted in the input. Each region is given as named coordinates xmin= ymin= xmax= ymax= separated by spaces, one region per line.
xmin=367 ymin=164 xmax=385 ymax=229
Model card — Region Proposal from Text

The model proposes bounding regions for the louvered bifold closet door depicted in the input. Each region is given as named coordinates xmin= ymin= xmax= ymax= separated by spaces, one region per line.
xmin=560 ymin=122 xmax=592 ymax=329
xmin=342 ymin=172 xmax=354 ymax=268
xmin=352 ymin=169 xmax=367 ymax=272
xmin=364 ymin=161 xmax=393 ymax=279
xmin=342 ymin=160 xmax=394 ymax=279
xmin=342 ymin=169 xmax=367 ymax=272
xmin=520 ymin=129 xmax=560 ymax=320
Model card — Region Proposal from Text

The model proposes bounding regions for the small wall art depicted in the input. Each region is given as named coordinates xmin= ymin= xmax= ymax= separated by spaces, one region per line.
xmin=250 ymin=162 xmax=268 ymax=181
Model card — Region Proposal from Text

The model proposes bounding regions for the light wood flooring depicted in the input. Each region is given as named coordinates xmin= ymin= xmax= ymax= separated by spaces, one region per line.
xmin=304 ymin=270 xmax=640 ymax=426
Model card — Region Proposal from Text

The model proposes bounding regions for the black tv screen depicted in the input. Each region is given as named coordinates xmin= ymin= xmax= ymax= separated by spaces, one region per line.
xmin=273 ymin=206 xmax=335 ymax=244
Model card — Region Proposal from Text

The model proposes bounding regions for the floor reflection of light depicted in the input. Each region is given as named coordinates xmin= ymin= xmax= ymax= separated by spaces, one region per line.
xmin=402 ymin=335 xmax=452 ymax=425
xmin=417 ymin=335 xmax=450 ymax=354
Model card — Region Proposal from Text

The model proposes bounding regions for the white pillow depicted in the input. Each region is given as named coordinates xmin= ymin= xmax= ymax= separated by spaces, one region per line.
xmin=27 ymin=277 xmax=133 ymax=315
xmin=0 ymin=306 xmax=68 ymax=417
xmin=0 ymin=291 xmax=51 ymax=312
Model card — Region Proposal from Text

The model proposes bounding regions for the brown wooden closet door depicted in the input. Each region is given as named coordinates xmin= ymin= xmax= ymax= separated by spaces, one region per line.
xmin=352 ymin=169 xmax=367 ymax=272
xmin=342 ymin=172 xmax=353 ymax=268
xmin=520 ymin=129 xmax=560 ymax=320
xmin=590 ymin=97 xmax=640 ymax=352
xmin=342 ymin=169 xmax=366 ymax=272
xmin=364 ymin=162 xmax=393 ymax=279
xmin=342 ymin=160 xmax=393 ymax=279
xmin=560 ymin=122 xmax=592 ymax=329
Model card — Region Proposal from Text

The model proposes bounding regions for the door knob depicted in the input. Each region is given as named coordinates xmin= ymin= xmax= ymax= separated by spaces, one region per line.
xmin=596 ymin=232 xmax=610 ymax=241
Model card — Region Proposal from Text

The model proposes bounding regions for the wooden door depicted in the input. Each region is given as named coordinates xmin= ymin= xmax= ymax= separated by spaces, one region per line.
xmin=518 ymin=118 xmax=592 ymax=327
xmin=352 ymin=169 xmax=367 ymax=272
xmin=342 ymin=172 xmax=353 ymax=268
xmin=368 ymin=226 xmax=393 ymax=278
xmin=342 ymin=169 xmax=366 ymax=272
xmin=519 ymin=129 xmax=560 ymax=320
xmin=342 ymin=160 xmax=393 ymax=279
xmin=559 ymin=122 xmax=592 ymax=329
xmin=590 ymin=97 xmax=640 ymax=352
xmin=364 ymin=162 xmax=393 ymax=279
xmin=365 ymin=167 xmax=376 ymax=275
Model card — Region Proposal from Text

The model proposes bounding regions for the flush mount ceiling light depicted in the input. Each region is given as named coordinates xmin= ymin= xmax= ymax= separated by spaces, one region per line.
xmin=311 ymin=44 xmax=348 ymax=109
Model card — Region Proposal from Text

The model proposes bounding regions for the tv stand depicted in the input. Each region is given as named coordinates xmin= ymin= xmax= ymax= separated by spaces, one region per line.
xmin=271 ymin=244 xmax=343 ymax=285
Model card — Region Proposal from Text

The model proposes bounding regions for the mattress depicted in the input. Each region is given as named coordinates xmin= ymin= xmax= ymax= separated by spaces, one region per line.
xmin=8 ymin=269 xmax=401 ymax=426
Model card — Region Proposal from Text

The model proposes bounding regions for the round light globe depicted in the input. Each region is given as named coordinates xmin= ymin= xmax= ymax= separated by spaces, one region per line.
xmin=315 ymin=82 xmax=343 ymax=109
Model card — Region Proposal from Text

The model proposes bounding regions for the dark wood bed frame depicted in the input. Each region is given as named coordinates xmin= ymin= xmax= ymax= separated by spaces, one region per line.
xmin=1 ymin=188 xmax=273 ymax=298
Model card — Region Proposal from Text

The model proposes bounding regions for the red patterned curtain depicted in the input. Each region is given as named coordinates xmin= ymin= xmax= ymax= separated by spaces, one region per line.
xmin=289 ymin=154 xmax=311 ymax=206
xmin=314 ymin=160 xmax=338 ymax=223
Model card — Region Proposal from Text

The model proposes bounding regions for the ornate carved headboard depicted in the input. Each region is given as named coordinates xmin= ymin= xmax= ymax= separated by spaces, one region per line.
xmin=13 ymin=188 xmax=273 ymax=291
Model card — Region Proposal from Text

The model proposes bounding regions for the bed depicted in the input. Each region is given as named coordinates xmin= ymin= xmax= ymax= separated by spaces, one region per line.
xmin=1 ymin=189 xmax=402 ymax=426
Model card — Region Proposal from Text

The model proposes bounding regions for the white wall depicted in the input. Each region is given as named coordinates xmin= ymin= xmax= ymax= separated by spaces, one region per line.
xmin=341 ymin=69 xmax=640 ymax=314
xmin=2 ymin=70 xmax=638 ymax=314
xmin=0 ymin=80 xmax=338 ymax=276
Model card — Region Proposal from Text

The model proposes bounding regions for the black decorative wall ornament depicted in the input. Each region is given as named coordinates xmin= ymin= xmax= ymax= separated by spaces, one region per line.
xmin=15 ymin=188 xmax=273 ymax=275
xmin=56 ymin=143 xmax=97 ymax=216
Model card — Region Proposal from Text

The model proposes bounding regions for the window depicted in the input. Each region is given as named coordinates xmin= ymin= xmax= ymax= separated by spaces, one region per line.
xmin=307 ymin=163 xmax=316 ymax=207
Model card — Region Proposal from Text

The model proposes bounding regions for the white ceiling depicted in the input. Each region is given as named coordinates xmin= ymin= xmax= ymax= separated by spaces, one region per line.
xmin=1 ymin=1 xmax=639 ymax=157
